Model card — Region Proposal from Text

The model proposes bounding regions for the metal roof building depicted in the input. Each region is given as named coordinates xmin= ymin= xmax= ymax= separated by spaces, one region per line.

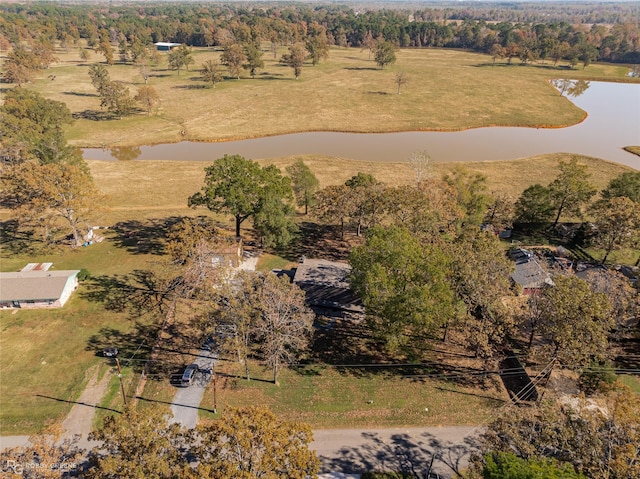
xmin=0 ymin=269 xmax=81 ymax=308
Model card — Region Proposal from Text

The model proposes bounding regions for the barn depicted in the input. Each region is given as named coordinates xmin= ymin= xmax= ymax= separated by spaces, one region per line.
xmin=154 ymin=42 xmax=181 ymax=51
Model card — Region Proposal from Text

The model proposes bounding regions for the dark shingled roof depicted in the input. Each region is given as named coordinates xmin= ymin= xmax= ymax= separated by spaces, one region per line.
xmin=509 ymin=249 xmax=554 ymax=290
xmin=293 ymin=258 xmax=363 ymax=312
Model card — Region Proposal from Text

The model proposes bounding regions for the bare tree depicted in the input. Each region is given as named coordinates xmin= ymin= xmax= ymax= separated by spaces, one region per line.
xmin=408 ymin=150 xmax=431 ymax=184
xmin=254 ymin=273 xmax=314 ymax=384
xmin=395 ymin=71 xmax=409 ymax=94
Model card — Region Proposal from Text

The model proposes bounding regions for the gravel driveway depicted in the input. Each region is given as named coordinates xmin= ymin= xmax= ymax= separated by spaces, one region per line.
xmin=170 ymin=347 xmax=218 ymax=429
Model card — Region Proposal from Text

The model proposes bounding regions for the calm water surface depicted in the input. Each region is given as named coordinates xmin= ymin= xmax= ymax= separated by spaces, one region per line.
xmin=83 ymin=81 xmax=640 ymax=170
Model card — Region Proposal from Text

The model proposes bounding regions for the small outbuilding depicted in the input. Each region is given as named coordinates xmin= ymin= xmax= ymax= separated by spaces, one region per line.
xmin=154 ymin=42 xmax=181 ymax=51
xmin=0 ymin=267 xmax=81 ymax=309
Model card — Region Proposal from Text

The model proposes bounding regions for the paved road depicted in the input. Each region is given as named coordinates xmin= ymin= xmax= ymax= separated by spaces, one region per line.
xmin=2 ymin=425 xmax=481 ymax=478
xmin=312 ymin=426 xmax=482 ymax=478
xmin=169 ymin=347 xmax=218 ymax=429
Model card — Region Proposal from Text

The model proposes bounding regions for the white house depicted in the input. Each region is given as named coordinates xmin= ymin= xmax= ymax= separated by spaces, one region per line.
xmin=0 ymin=269 xmax=81 ymax=309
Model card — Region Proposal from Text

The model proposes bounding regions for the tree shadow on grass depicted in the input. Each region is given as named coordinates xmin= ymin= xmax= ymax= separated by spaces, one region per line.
xmin=81 ymin=270 xmax=173 ymax=317
xmin=63 ymin=91 xmax=99 ymax=97
xmin=272 ymin=221 xmax=359 ymax=263
xmin=110 ymin=216 xmax=186 ymax=255
xmin=86 ymin=318 xmax=204 ymax=378
xmin=173 ymin=84 xmax=208 ymax=90
xmin=344 ymin=66 xmax=378 ymax=71
xmin=319 ymin=430 xmax=480 ymax=477
xmin=72 ymin=110 xmax=116 ymax=121
xmin=0 ymin=219 xmax=42 ymax=255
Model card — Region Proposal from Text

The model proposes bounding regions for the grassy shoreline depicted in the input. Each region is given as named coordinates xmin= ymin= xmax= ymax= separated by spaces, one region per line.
xmin=5 ymin=45 xmax=632 ymax=149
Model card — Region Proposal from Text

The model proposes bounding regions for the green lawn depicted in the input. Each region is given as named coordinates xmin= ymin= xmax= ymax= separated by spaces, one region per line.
xmin=0 ymin=294 xmax=131 ymax=434
xmin=0 ymin=232 xmax=162 ymax=434
xmin=197 ymin=362 xmax=505 ymax=428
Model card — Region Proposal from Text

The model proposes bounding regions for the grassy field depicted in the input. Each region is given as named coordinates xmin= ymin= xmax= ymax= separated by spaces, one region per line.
xmin=6 ymin=45 xmax=633 ymax=148
xmin=87 ymin=153 xmax=632 ymax=225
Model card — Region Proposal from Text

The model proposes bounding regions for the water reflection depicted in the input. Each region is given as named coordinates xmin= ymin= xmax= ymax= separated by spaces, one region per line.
xmin=83 ymin=81 xmax=640 ymax=170
xmin=551 ymin=79 xmax=591 ymax=98
xmin=110 ymin=146 xmax=142 ymax=161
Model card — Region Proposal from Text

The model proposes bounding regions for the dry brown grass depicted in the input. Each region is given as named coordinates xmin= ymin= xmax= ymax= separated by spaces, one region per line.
xmin=12 ymin=45 xmax=634 ymax=148
xmin=88 ymin=153 xmax=632 ymax=223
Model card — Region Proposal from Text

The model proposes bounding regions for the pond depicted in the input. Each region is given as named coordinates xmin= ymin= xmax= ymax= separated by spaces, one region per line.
xmin=83 ymin=81 xmax=640 ymax=170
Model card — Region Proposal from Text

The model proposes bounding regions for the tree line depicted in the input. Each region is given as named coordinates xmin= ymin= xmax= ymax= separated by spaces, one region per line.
xmin=2 ymin=406 xmax=319 ymax=479
xmin=0 ymin=2 xmax=638 ymax=70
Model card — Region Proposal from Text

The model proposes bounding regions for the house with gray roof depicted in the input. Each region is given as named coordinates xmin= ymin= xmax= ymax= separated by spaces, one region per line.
xmin=509 ymin=248 xmax=554 ymax=295
xmin=0 ymin=268 xmax=81 ymax=309
xmin=293 ymin=258 xmax=363 ymax=313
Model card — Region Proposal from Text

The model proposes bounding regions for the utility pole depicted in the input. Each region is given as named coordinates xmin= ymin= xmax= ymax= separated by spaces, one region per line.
xmin=115 ymin=357 xmax=127 ymax=406
xmin=212 ymin=362 xmax=217 ymax=414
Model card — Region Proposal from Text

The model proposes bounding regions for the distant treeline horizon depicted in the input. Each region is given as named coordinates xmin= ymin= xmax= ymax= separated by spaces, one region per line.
xmin=1 ymin=2 xmax=638 ymax=64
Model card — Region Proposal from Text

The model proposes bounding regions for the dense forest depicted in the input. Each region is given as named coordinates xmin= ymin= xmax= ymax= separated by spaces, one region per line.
xmin=0 ymin=2 xmax=639 ymax=64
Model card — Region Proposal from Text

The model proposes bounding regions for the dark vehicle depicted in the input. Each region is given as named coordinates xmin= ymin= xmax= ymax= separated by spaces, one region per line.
xmin=180 ymin=363 xmax=198 ymax=387
xmin=102 ymin=347 xmax=119 ymax=357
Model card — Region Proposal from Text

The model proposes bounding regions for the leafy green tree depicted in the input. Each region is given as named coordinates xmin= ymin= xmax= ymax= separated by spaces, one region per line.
xmin=345 ymin=173 xmax=386 ymax=236
xmin=135 ymin=85 xmax=160 ymax=116
xmin=591 ymin=196 xmax=640 ymax=264
xmin=313 ymin=184 xmax=356 ymax=240
xmin=252 ymin=178 xmax=298 ymax=248
xmin=305 ymin=35 xmax=329 ymax=66
xmin=538 ymin=275 xmax=612 ymax=367
xmin=87 ymin=407 xmax=189 ymax=479
xmin=79 ymin=47 xmax=91 ymax=62
xmin=600 ymin=171 xmax=640 ymax=203
xmin=548 ymin=158 xmax=596 ymax=227
xmin=196 ymin=406 xmax=319 ymax=478
xmin=583 ymin=269 xmax=638 ymax=333
xmin=350 ymin=225 xmax=455 ymax=354
xmin=168 ymin=44 xmax=193 ymax=75
xmin=3 ymin=162 xmax=104 ymax=245
xmin=514 ymin=184 xmax=555 ymax=224
xmin=188 ymin=155 xmax=293 ymax=240
xmin=96 ymin=40 xmax=114 ymax=65
xmin=482 ymin=452 xmax=586 ymax=479
xmin=286 ymin=159 xmax=319 ymax=214
xmin=281 ymin=44 xmax=307 ymax=79
xmin=374 ymin=41 xmax=396 ymax=69
xmin=450 ymin=229 xmax=514 ymax=355
xmin=243 ymin=43 xmax=264 ymax=78
xmin=88 ymin=63 xmax=110 ymax=95
xmin=0 ymin=88 xmax=80 ymax=166
xmin=100 ymin=81 xmax=137 ymax=117
xmin=221 ymin=43 xmax=247 ymax=79
xmin=200 ymin=59 xmax=224 ymax=88
xmin=1 ymin=44 xmax=38 ymax=84
xmin=443 ymin=166 xmax=490 ymax=227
